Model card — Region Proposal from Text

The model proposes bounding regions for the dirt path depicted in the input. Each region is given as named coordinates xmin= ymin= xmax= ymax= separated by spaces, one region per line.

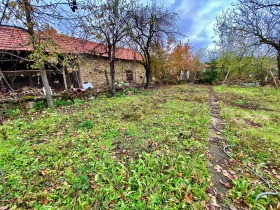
xmin=207 ymin=87 xmax=233 ymax=210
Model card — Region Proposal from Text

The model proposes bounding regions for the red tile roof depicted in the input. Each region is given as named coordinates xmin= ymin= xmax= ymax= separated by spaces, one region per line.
xmin=0 ymin=26 xmax=141 ymax=61
xmin=0 ymin=26 xmax=32 ymax=51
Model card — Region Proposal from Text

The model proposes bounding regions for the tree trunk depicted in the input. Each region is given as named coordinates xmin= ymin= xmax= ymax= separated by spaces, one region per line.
xmin=277 ymin=52 xmax=280 ymax=80
xmin=109 ymin=58 xmax=115 ymax=96
xmin=23 ymin=0 xmax=54 ymax=107
xmin=104 ymin=69 xmax=110 ymax=92
xmin=144 ymin=64 xmax=151 ymax=89
xmin=40 ymin=63 xmax=53 ymax=107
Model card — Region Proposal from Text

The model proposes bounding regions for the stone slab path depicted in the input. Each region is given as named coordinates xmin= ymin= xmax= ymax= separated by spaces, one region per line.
xmin=207 ymin=87 xmax=233 ymax=210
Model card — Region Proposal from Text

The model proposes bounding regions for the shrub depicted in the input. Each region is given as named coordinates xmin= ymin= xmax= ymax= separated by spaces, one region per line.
xmin=198 ymin=69 xmax=219 ymax=84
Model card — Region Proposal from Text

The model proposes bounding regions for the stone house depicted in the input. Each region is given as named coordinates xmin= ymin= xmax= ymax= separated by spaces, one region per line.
xmin=0 ymin=26 xmax=145 ymax=91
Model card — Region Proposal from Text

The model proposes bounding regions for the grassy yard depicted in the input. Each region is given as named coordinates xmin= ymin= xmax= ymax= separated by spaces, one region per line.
xmin=1 ymin=85 xmax=279 ymax=209
xmin=0 ymin=85 xmax=211 ymax=209
xmin=214 ymin=86 xmax=280 ymax=209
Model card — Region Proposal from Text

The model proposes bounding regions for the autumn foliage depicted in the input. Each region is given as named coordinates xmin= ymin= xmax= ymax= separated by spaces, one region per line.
xmin=152 ymin=41 xmax=203 ymax=84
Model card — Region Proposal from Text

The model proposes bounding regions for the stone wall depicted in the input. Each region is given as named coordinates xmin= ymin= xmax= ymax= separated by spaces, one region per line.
xmin=78 ymin=55 xmax=145 ymax=90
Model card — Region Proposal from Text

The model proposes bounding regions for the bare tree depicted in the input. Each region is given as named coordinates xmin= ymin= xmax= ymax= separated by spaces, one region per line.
xmin=83 ymin=0 xmax=136 ymax=96
xmin=129 ymin=3 xmax=180 ymax=88
xmin=247 ymin=0 xmax=280 ymax=9
xmin=215 ymin=0 xmax=280 ymax=79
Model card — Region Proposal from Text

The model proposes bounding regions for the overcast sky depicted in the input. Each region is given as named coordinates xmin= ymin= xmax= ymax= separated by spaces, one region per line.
xmin=1 ymin=0 xmax=237 ymax=50
xmin=146 ymin=0 xmax=237 ymax=50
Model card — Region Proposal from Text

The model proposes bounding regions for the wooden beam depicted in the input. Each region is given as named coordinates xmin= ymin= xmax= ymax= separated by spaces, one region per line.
xmin=1 ymin=70 xmax=58 ymax=76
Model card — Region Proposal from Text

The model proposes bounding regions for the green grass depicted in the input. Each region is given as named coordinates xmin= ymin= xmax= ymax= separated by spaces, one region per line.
xmin=214 ymin=85 xmax=280 ymax=209
xmin=0 ymin=85 xmax=210 ymax=209
xmin=1 ymin=85 xmax=278 ymax=209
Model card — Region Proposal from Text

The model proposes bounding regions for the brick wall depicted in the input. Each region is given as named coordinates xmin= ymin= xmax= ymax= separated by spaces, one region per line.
xmin=79 ymin=55 xmax=145 ymax=90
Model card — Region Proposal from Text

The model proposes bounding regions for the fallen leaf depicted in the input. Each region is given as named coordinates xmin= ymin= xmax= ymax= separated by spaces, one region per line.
xmin=229 ymin=204 xmax=238 ymax=210
xmin=41 ymin=199 xmax=49 ymax=205
xmin=232 ymin=174 xmax=238 ymax=179
xmin=210 ymin=195 xmax=217 ymax=205
xmin=88 ymin=173 xmax=94 ymax=178
xmin=222 ymin=170 xmax=232 ymax=179
xmin=119 ymin=193 xmax=127 ymax=201
xmin=239 ymin=152 xmax=245 ymax=157
xmin=206 ymin=203 xmax=216 ymax=210
xmin=272 ymin=169 xmax=277 ymax=175
xmin=140 ymin=195 xmax=149 ymax=203
xmin=228 ymin=170 xmax=236 ymax=175
xmin=206 ymin=187 xmax=216 ymax=195
xmin=184 ymin=194 xmax=193 ymax=204
xmin=207 ymin=153 xmax=213 ymax=160
xmin=214 ymin=165 xmax=223 ymax=173
xmin=190 ymin=175 xmax=197 ymax=180
xmin=41 ymin=169 xmax=48 ymax=176
xmin=211 ymin=202 xmax=220 ymax=207
xmin=201 ymin=200 xmax=207 ymax=207
xmin=0 ymin=207 xmax=8 ymax=210
xmin=101 ymin=145 xmax=106 ymax=150
xmin=177 ymin=173 xmax=183 ymax=177
xmin=219 ymin=179 xmax=226 ymax=186
xmin=156 ymin=150 xmax=161 ymax=156
xmin=224 ymin=182 xmax=231 ymax=188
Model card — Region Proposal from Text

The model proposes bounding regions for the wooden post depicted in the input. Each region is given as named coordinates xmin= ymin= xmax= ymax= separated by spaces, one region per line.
xmin=270 ymin=69 xmax=279 ymax=88
xmin=0 ymin=73 xmax=4 ymax=87
xmin=62 ymin=67 xmax=68 ymax=90
xmin=40 ymin=63 xmax=53 ymax=107
xmin=28 ymin=75 xmax=34 ymax=87
xmin=223 ymin=67 xmax=231 ymax=85
xmin=65 ymin=70 xmax=72 ymax=88
xmin=76 ymin=63 xmax=82 ymax=88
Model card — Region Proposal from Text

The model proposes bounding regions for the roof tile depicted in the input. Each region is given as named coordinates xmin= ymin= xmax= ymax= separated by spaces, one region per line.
xmin=0 ymin=26 xmax=141 ymax=61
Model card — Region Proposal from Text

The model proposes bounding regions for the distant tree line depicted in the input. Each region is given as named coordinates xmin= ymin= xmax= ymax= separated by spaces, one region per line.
xmin=214 ymin=0 xmax=280 ymax=82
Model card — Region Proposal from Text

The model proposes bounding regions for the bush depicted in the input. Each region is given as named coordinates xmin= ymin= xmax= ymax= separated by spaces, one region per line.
xmin=198 ymin=69 xmax=220 ymax=84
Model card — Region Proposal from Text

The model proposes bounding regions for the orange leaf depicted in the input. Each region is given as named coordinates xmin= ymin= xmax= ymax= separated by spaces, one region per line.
xmin=41 ymin=199 xmax=49 ymax=205
xmin=88 ymin=173 xmax=94 ymax=178
xmin=40 ymin=169 xmax=48 ymax=176
xmin=184 ymin=194 xmax=193 ymax=204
